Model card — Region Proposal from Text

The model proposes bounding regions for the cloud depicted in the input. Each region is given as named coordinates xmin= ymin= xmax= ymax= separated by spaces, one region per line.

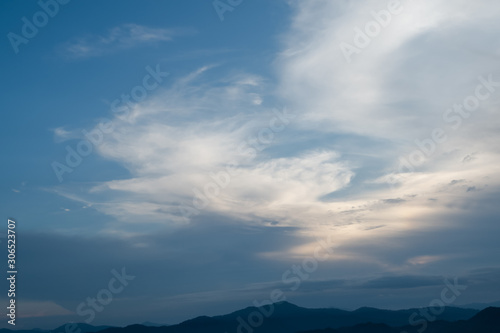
xmin=49 ymin=3 xmax=500 ymax=269
xmin=270 ymin=0 xmax=500 ymax=252
xmin=359 ymin=275 xmax=443 ymax=289
xmin=53 ymin=2 xmax=500 ymax=242
xmin=408 ymin=255 xmax=443 ymax=266
xmin=18 ymin=301 xmax=72 ymax=319
xmin=15 ymin=226 xmax=500 ymax=326
xmin=51 ymin=65 xmax=354 ymax=229
xmin=278 ymin=0 xmax=500 ymax=158
xmin=60 ymin=24 xmax=193 ymax=59
xmin=52 ymin=127 xmax=80 ymax=143
xmin=382 ymin=198 xmax=406 ymax=205
xmin=48 ymin=2 xmax=500 ymax=315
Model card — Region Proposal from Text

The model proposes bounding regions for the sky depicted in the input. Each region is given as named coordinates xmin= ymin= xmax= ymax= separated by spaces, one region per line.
xmin=1 ymin=0 xmax=500 ymax=329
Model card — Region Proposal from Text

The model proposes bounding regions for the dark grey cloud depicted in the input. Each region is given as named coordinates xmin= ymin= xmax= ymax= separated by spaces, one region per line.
xmin=6 ymin=205 xmax=500 ymax=329
xmin=359 ymin=275 xmax=443 ymax=289
xmin=5 ymin=215 xmax=308 ymax=328
xmin=382 ymin=198 xmax=406 ymax=205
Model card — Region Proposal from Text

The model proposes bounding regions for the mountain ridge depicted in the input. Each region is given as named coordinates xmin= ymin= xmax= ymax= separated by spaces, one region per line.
xmin=2 ymin=302 xmax=499 ymax=333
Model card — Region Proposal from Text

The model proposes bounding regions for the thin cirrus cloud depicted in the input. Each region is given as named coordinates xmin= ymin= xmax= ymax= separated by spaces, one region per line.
xmin=60 ymin=24 xmax=193 ymax=59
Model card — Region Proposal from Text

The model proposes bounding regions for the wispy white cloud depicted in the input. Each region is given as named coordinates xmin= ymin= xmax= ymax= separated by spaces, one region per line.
xmin=52 ymin=126 xmax=81 ymax=143
xmin=279 ymin=0 xmax=500 ymax=140
xmin=54 ymin=66 xmax=353 ymax=227
xmin=60 ymin=24 xmax=194 ymax=59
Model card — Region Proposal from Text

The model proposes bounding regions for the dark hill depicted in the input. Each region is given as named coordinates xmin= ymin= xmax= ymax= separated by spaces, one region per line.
xmin=300 ymin=306 xmax=500 ymax=333
xmin=2 ymin=303 xmax=497 ymax=333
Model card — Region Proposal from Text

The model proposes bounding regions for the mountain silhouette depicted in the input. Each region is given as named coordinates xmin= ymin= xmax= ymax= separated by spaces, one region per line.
xmin=458 ymin=300 xmax=500 ymax=310
xmin=300 ymin=306 xmax=500 ymax=333
xmin=0 ymin=324 xmax=113 ymax=333
xmin=2 ymin=302 xmax=498 ymax=333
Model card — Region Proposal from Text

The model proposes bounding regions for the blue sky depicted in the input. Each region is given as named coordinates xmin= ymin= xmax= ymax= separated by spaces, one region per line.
xmin=1 ymin=0 xmax=500 ymax=329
